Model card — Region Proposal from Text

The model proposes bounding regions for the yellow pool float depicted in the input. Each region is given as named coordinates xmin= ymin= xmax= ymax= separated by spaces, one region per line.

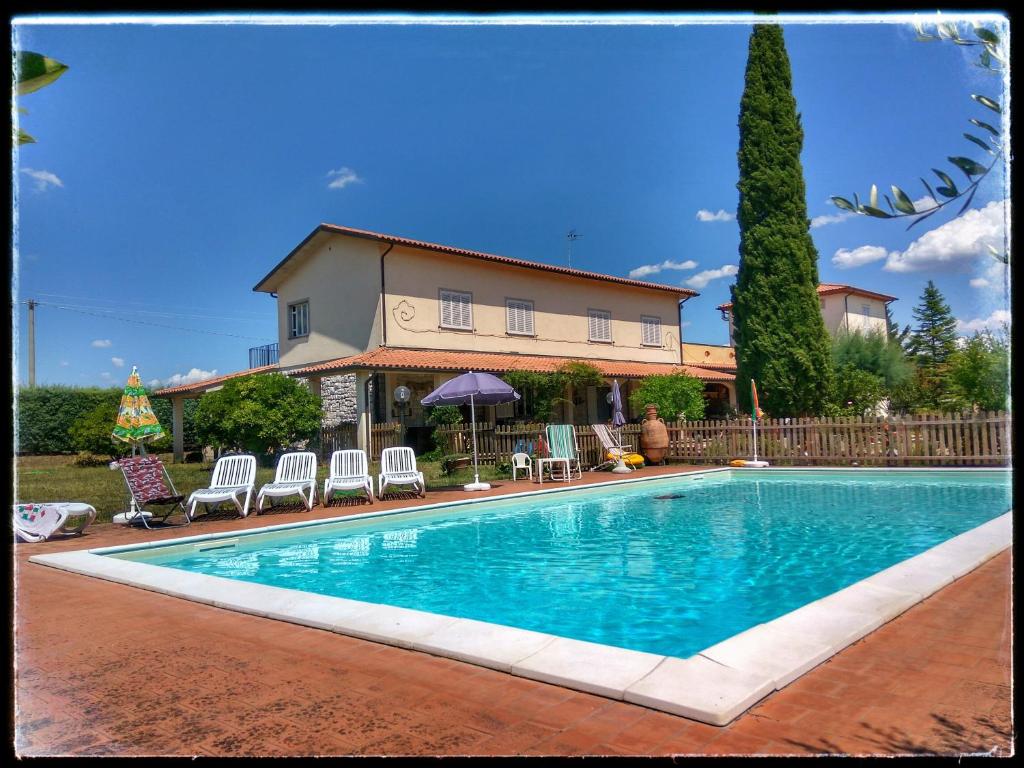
xmin=608 ymin=452 xmax=645 ymax=467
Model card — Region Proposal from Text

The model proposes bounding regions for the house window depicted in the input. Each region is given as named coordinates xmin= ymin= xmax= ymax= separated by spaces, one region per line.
xmin=641 ymin=315 xmax=662 ymax=346
xmin=288 ymin=300 xmax=309 ymax=339
xmin=861 ymin=304 xmax=871 ymax=316
xmin=439 ymin=289 xmax=473 ymax=330
xmin=588 ymin=309 xmax=612 ymax=343
xmin=506 ymin=299 xmax=535 ymax=336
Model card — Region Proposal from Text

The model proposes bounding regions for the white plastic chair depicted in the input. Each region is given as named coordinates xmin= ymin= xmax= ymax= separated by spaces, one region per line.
xmin=378 ymin=447 xmax=425 ymax=498
xmin=511 ymin=452 xmax=533 ymax=481
xmin=188 ymin=454 xmax=257 ymax=519
xmin=257 ymin=451 xmax=318 ymax=513
xmin=324 ymin=450 xmax=374 ymax=505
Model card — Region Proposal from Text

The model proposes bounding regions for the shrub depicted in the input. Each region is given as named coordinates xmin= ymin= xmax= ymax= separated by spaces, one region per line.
xmin=629 ymin=372 xmax=706 ymax=422
xmin=193 ymin=372 xmax=322 ymax=454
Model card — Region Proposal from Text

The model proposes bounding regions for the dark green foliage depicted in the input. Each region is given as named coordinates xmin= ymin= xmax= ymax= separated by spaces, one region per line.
xmin=885 ymin=304 xmax=912 ymax=348
xmin=832 ymin=365 xmax=887 ymax=417
xmin=946 ymin=332 xmax=1009 ymax=411
xmin=732 ymin=24 xmax=835 ymax=417
xmin=905 ymin=281 xmax=959 ymax=408
xmin=69 ymin=402 xmax=173 ymax=458
xmin=425 ymin=405 xmax=464 ymax=457
xmin=150 ymin=397 xmax=201 ymax=451
xmin=832 ymin=329 xmax=913 ymax=390
xmin=628 ymin=372 xmax=706 ymax=421
xmin=504 ymin=363 xmax=603 ymax=422
xmin=193 ymin=373 xmax=322 ymax=453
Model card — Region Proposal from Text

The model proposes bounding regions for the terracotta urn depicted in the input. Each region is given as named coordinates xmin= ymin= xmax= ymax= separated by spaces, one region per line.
xmin=640 ymin=403 xmax=669 ymax=464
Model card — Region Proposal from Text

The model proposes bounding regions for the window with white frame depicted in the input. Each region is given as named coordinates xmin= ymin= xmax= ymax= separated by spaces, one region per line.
xmin=861 ymin=304 xmax=871 ymax=316
xmin=641 ymin=315 xmax=662 ymax=346
xmin=506 ymin=298 xmax=535 ymax=336
xmin=588 ymin=309 xmax=612 ymax=342
xmin=288 ymin=300 xmax=309 ymax=339
xmin=439 ymin=289 xmax=473 ymax=330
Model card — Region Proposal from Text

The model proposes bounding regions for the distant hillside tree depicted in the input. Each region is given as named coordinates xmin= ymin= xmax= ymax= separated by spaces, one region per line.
xmin=732 ymin=24 xmax=835 ymax=417
xmin=906 ymin=280 xmax=959 ymax=408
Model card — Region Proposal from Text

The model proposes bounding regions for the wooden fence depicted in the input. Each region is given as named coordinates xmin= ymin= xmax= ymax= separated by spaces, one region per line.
xmin=316 ymin=423 xmax=403 ymax=460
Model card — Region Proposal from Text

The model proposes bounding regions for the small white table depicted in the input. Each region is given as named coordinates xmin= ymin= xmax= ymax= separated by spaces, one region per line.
xmin=535 ymin=458 xmax=571 ymax=484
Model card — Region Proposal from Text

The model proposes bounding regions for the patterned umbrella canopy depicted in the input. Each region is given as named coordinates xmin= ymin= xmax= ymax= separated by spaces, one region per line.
xmin=112 ymin=366 xmax=166 ymax=445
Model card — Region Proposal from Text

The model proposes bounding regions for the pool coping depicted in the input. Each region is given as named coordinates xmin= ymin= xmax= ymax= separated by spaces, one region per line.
xmin=28 ymin=467 xmax=1012 ymax=727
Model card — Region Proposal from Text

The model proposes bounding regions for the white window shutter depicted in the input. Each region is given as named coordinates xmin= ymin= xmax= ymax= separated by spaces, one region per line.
xmin=441 ymin=291 xmax=472 ymax=329
xmin=507 ymin=300 xmax=534 ymax=335
xmin=642 ymin=315 xmax=661 ymax=346
xmin=589 ymin=310 xmax=611 ymax=342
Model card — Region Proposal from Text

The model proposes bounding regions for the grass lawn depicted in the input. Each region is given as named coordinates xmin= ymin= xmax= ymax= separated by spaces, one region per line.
xmin=14 ymin=453 xmax=510 ymax=523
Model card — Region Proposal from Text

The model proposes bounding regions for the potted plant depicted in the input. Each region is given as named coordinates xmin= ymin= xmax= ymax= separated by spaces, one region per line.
xmin=441 ymin=454 xmax=473 ymax=475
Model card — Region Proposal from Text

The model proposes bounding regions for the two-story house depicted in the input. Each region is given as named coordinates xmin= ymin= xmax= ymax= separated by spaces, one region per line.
xmin=155 ymin=224 xmax=736 ymax=458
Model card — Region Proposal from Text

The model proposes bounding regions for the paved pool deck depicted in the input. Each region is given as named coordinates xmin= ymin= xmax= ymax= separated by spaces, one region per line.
xmin=13 ymin=466 xmax=1013 ymax=756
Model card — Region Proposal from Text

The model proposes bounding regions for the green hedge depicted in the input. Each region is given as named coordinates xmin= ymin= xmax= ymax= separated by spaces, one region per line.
xmin=15 ymin=386 xmax=199 ymax=454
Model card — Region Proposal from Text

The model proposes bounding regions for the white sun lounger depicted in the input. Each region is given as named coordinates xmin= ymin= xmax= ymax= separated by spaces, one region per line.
xmin=324 ymin=449 xmax=374 ymax=505
xmin=13 ymin=502 xmax=97 ymax=542
xmin=187 ymin=454 xmax=257 ymax=519
xmin=378 ymin=446 xmax=425 ymax=498
xmin=257 ymin=451 xmax=318 ymax=513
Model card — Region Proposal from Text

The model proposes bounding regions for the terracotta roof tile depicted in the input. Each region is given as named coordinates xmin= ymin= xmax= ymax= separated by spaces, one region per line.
xmin=285 ymin=347 xmax=735 ymax=382
xmin=716 ymin=283 xmax=898 ymax=311
xmin=151 ymin=364 xmax=279 ymax=397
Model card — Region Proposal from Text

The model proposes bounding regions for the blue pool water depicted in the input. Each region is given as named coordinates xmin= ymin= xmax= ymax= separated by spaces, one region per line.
xmin=117 ymin=470 xmax=1011 ymax=658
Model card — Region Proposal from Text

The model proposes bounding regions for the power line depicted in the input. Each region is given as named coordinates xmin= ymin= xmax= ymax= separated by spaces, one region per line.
xmin=30 ymin=301 xmax=274 ymax=342
xmin=26 ymin=291 xmax=271 ymax=321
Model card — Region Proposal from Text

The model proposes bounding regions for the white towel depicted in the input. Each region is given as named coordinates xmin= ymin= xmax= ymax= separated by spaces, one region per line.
xmin=13 ymin=503 xmax=69 ymax=542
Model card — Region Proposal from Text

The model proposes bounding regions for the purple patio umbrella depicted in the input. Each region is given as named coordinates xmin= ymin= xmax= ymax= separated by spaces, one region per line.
xmin=421 ymin=371 xmax=520 ymax=491
xmin=609 ymin=380 xmax=631 ymax=473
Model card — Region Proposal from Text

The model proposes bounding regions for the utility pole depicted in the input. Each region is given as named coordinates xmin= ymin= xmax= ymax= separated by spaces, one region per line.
xmin=566 ymin=229 xmax=582 ymax=268
xmin=26 ymin=299 xmax=36 ymax=387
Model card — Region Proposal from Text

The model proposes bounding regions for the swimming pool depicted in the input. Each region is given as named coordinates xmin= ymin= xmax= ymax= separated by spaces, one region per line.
xmin=111 ymin=468 xmax=1011 ymax=658
xmin=32 ymin=467 xmax=1012 ymax=725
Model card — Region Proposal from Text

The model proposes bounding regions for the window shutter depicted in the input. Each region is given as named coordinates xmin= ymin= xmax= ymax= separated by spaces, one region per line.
xmin=440 ymin=291 xmax=472 ymax=329
xmin=641 ymin=315 xmax=661 ymax=346
xmin=589 ymin=310 xmax=611 ymax=342
xmin=506 ymin=300 xmax=534 ymax=335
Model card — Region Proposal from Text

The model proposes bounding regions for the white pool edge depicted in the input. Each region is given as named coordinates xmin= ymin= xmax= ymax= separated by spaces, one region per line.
xmin=28 ymin=474 xmax=1012 ymax=727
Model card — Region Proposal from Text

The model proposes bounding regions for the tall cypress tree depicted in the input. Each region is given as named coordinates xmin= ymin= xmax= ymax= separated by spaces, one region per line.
xmin=732 ymin=25 xmax=835 ymax=416
xmin=906 ymin=280 xmax=959 ymax=408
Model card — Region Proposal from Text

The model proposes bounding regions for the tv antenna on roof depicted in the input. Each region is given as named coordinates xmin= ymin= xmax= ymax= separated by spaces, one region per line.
xmin=566 ymin=229 xmax=582 ymax=268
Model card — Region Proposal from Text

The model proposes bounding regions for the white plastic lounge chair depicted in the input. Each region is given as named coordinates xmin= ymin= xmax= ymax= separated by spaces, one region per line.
xmin=13 ymin=502 xmax=97 ymax=542
xmin=538 ymin=425 xmax=583 ymax=483
xmin=323 ymin=449 xmax=373 ymax=505
xmin=112 ymin=454 xmax=190 ymax=528
xmin=257 ymin=451 xmax=318 ymax=513
xmin=378 ymin=447 xmax=425 ymax=498
xmin=187 ymin=454 xmax=257 ymax=520
xmin=511 ymin=452 xmax=533 ymax=481
xmin=591 ymin=423 xmax=636 ymax=472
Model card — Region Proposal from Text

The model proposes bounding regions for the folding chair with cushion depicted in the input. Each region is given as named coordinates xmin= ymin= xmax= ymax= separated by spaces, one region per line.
xmin=591 ymin=423 xmax=637 ymax=472
xmin=188 ymin=454 xmax=257 ymax=520
xmin=257 ymin=451 xmax=318 ymax=513
xmin=538 ymin=425 xmax=583 ymax=483
xmin=113 ymin=454 xmax=190 ymax=528
xmin=14 ymin=502 xmax=97 ymax=542
xmin=378 ymin=447 xmax=426 ymax=498
xmin=324 ymin=449 xmax=373 ymax=506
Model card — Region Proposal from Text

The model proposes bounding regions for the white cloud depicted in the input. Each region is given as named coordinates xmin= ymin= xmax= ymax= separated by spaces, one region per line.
xmin=111 ymin=357 xmax=125 ymax=368
xmin=970 ymin=278 xmax=990 ymax=288
xmin=151 ymin=368 xmax=218 ymax=389
xmin=695 ymin=209 xmax=734 ymax=223
xmin=91 ymin=339 xmax=112 ymax=348
xmin=628 ymin=259 xmax=698 ymax=279
xmin=59 ymin=360 xmax=69 ymax=367
xmin=99 ymin=372 xmax=113 ymax=381
xmin=832 ymin=245 xmax=893 ymax=270
xmin=957 ymin=309 xmax=1011 ymax=335
xmin=685 ymin=264 xmax=739 ymax=289
xmin=884 ymin=200 xmax=1006 ymax=273
xmin=811 ymin=211 xmax=855 ymax=228
xmin=326 ymin=166 xmax=363 ymax=190
xmin=20 ymin=167 xmax=64 ymax=192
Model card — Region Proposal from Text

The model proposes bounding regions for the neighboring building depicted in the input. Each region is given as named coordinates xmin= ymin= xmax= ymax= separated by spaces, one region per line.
xmin=680 ymin=342 xmax=737 ymax=417
xmin=716 ymin=283 xmax=897 ymax=346
xmin=155 ymin=224 xmax=736 ymax=459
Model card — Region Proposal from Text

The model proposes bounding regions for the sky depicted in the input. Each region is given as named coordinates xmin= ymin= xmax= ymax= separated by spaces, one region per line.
xmin=12 ymin=14 xmax=1011 ymax=390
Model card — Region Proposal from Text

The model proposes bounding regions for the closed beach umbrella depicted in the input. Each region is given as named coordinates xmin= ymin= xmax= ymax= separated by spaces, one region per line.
xmin=421 ymin=371 xmax=520 ymax=491
xmin=610 ymin=380 xmax=626 ymax=428
xmin=112 ymin=366 xmax=165 ymax=453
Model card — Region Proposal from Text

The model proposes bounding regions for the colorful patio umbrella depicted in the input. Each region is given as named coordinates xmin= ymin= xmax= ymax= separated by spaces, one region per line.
xmin=421 ymin=371 xmax=520 ymax=492
xmin=112 ymin=366 xmax=165 ymax=450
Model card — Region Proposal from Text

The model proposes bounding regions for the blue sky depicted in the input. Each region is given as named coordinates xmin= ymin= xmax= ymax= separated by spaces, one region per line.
xmin=13 ymin=15 xmax=1010 ymax=389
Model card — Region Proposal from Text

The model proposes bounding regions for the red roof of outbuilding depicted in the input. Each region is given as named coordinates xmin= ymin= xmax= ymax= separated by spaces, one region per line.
xmin=716 ymin=283 xmax=898 ymax=311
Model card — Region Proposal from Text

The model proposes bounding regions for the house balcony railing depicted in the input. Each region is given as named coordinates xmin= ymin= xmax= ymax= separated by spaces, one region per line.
xmin=248 ymin=342 xmax=279 ymax=368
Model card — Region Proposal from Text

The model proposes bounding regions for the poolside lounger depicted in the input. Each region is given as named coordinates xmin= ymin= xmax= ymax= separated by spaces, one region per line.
xmin=324 ymin=449 xmax=374 ymax=505
xmin=257 ymin=451 xmax=319 ymax=513
xmin=187 ymin=454 xmax=257 ymax=520
xmin=539 ymin=425 xmax=583 ymax=482
xmin=378 ymin=447 xmax=426 ymax=498
xmin=13 ymin=502 xmax=97 ymax=542
xmin=112 ymin=454 xmax=190 ymax=528
xmin=591 ymin=423 xmax=636 ymax=472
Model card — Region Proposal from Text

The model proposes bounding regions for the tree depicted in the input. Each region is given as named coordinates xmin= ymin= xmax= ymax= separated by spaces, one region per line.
xmin=832 ymin=329 xmax=913 ymax=390
xmin=905 ymin=281 xmax=959 ymax=409
xmin=628 ymin=372 xmax=706 ymax=422
xmin=885 ymin=304 xmax=911 ymax=349
xmin=503 ymin=362 xmax=603 ymax=422
xmin=14 ymin=51 xmax=69 ymax=145
xmin=732 ymin=24 xmax=835 ymax=417
xmin=832 ymin=365 xmax=887 ymax=417
xmin=947 ymin=332 xmax=1009 ymax=412
xmin=194 ymin=373 xmax=322 ymax=454
xmin=69 ymin=399 xmax=172 ymax=458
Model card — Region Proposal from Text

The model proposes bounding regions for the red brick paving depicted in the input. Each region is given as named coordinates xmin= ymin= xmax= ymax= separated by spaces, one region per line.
xmin=12 ymin=467 xmax=1013 ymax=756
